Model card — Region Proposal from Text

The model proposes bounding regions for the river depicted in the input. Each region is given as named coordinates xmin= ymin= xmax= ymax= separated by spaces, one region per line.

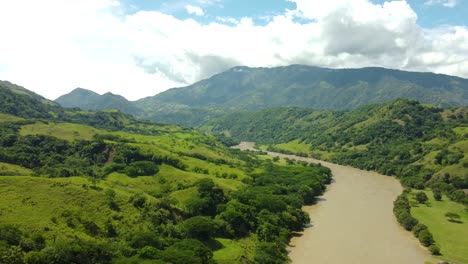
xmin=233 ymin=142 xmax=435 ymax=264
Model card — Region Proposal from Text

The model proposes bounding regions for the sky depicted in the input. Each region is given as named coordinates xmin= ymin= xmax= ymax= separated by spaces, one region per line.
xmin=0 ymin=0 xmax=467 ymax=101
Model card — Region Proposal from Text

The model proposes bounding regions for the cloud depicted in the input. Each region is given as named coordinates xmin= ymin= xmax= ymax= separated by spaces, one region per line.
xmin=185 ymin=5 xmax=204 ymax=16
xmin=425 ymin=0 xmax=460 ymax=8
xmin=0 ymin=0 xmax=467 ymax=101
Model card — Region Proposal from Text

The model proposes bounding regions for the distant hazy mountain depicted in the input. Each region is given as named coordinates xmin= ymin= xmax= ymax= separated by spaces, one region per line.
xmin=55 ymin=65 xmax=468 ymax=126
xmin=56 ymin=88 xmax=142 ymax=115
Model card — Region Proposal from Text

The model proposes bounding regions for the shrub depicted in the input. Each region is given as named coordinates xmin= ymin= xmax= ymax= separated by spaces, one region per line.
xmin=418 ymin=230 xmax=434 ymax=247
xmin=0 ymin=225 xmax=23 ymax=246
xmin=125 ymin=161 xmax=159 ymax=177
xmin=415 ymin=191 xmax=428 ymax=204
xmin=129 ymin=193 xmax=146 ymax=208
xmin=181 ymin=216 xmax=215 ymax=241
xmin=428 ymin=245 xmax=440 ymax=255
xmin=412 ymin=223 xmax=428 ymax=237
xmin=138 ymin=246 xmax=160 ymax=259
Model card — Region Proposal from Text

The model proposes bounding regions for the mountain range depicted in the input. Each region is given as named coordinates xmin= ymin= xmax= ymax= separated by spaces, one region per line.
xmin=55 ymin=65 xmax=468 ymax=126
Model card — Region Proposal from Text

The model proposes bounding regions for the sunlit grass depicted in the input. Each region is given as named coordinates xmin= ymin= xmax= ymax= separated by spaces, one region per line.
xmin=411 ymin=190 xmax=468 ymax=264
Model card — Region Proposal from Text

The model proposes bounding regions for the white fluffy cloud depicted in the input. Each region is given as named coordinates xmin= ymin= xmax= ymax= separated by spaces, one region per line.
xmin=185 ymin=5 xmax=204 ymax=16
xmin=0 ymin=0 xmax=467 ymax=100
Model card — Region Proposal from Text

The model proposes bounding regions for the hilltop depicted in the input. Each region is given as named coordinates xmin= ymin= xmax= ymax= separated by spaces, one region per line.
xmin=55 ymin=88 xmax=143 ymax=116
xmin=55 ymin=65 xmax=468 ymax=126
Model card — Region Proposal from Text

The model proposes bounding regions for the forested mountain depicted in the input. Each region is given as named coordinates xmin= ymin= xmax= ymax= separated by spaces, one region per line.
xmin=0 ymin=81 xmax=63 ymax=119
xmin=0 ymin=83 xmax=331 ymax=263
xmin=205 ymin=99 xmax=468 ymax=204
xmin=55 ymin=65 xmax=468 ymax=126
xmin=56 ymin=88 xmax=143 ymax=115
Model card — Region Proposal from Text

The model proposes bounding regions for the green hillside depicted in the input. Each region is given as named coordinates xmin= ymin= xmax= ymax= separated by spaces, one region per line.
xmin=0 ymin=86 xmax=331 ymax=263
xmin=55 ymin=88 xmax=143 ymax=116
xmin=206 ymin=99 xmax=468 ymax=201
xmin=55 ymin=65 xmax=468 ymax=126
xmin=206 ymin=99 xmax=468 ymax=262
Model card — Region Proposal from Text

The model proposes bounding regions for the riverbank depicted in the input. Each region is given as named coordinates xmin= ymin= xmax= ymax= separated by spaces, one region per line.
xmin=233 ymin=142 xmax=435 ymax=264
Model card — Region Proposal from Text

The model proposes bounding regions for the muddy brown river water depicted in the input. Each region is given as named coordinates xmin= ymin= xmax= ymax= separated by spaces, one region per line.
xmin=233 ymin=142 xmax=435 ymax=264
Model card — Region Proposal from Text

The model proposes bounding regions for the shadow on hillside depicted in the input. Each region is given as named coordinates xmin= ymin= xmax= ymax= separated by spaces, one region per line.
xmin=448 ymin=219 xmax=464 ymax=224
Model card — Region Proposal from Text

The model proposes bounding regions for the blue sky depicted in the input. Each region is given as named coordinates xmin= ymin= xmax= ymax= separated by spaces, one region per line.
xmin=0 ymin=0 xmax=467 ymax=100
xmin=121 ymin=0 xmax=468 ymax=27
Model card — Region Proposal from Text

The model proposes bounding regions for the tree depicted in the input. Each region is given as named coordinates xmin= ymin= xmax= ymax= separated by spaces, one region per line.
xmin=444 ymin=212 xmax=461 ymax=222
xmin=428 ymin=245 xmax=440 ymax=255
xmin=415 ymin=192 xmax=428 ymax=204
xmin=167 ymin=239 xmax=213 ymax=264
xmin=181 ymin=216 xmax=215 ymax=241
xmin=418 ymin=230 xmax=434 ymax=247
xmin=433 ymin=190 xmax=442 ymax=201
xmin=397 ymin=211 xmax=418 ymax=231
xmin=254 ymin=242 xmax=289 ymax=264
xmin=0 ymin=246 xmax=25 ymax=264
xmin=412 ymin=223 xmax=428 ymax=237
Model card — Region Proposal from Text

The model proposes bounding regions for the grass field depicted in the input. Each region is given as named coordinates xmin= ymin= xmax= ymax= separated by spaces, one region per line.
xmin=275 ymin=139 xmax=311 ymax=154
xmin=0 ymin=113 xmax=25 ymax=122
xmin=0 ymin=162 xmax=32 ymax=176
xmin=410 ymin=190 xmax=468 ymax=264
xmin=20 ymin=121 xmax=99 ymax=141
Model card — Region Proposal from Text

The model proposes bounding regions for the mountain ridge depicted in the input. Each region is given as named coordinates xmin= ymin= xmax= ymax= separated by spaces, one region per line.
xmin=54 ymin=65 xmax=468 ymax=126
xmin=56 ymin=87 xmax=143 ymax=115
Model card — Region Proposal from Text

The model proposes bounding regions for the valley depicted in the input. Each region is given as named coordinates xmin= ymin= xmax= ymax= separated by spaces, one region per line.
xmin=1 ymin=71 xmax=467 ymax=263
xmin=233 ymin=142 xmax=434 ymax=264
xmin=2 ymin=1 xmax=468 ymax=263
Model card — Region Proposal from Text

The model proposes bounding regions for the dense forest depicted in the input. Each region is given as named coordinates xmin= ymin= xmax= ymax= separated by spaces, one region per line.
xmin=0 ymin=84 xmax=332 ymax=263
xmin=205 ymin=99 xmax=468 ymax=205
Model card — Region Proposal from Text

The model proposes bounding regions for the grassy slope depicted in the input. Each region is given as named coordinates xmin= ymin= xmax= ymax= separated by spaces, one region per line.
xmin=0 ymin=113 xmax=25 ymax=122
xmin=410 ymin=190 xmax=468 ymax=264
xmin=2 ymin=119 xmax=262 ymax=262
xmin=0 ymin=162 xmax=33 ymax=176
xmin=275 ymin=139 xmax=310 ymax=154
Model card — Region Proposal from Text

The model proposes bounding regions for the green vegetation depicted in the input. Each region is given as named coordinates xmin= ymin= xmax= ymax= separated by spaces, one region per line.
xmin=411 ymin=190 xmax=468 ymax=263
xmin=0 ymin=83 xmax=332 ymax=263
xmin=393 ymin=189 xmax=439 ymax=255
xmin=207 ymin=99 xmax=468 ymax=203
xmin=55 ymin=66 xmax=468 ymax=126
xmin=55 ymin=88 xmax=143 ymax=115
xmin=208 ymin=99 xmax=468 ymax=262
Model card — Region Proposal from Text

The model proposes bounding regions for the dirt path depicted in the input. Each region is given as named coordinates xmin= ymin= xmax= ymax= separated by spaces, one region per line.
xmin=233 ymin=142 xmax=435 ymax=264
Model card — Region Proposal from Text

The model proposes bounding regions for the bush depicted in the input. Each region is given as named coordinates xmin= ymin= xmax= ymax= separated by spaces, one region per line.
xmin=415 ymin=191 xmax=428 ymax=204
xmin=412 ymin=223 xmax=428 ymax=237
xmin=82 ymin=220 xmax=101 ymax=237
xmin=129 ymin=193 xmax=146 ymax=208
xmin=0 ymin=225 xmax=23 ymax=246
xmin=166 ymin=239 xmax=213 ymax=263
xmin=428 ymin=244 xmax=440 ymax=255
xmin=181 ymin=216 xmax=215 ymax=241
xmin=130 ymin=232 xmax=162 ymax=249
xmin=125 ymin=161 xmax=159 ymax=177
xmin=138 ymin=246 xmax=159 ymax=259
xmin=254 ymin=242 xmax=289 ymax=264
xmin=418 ymin=230 xmax=434 ymax=247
